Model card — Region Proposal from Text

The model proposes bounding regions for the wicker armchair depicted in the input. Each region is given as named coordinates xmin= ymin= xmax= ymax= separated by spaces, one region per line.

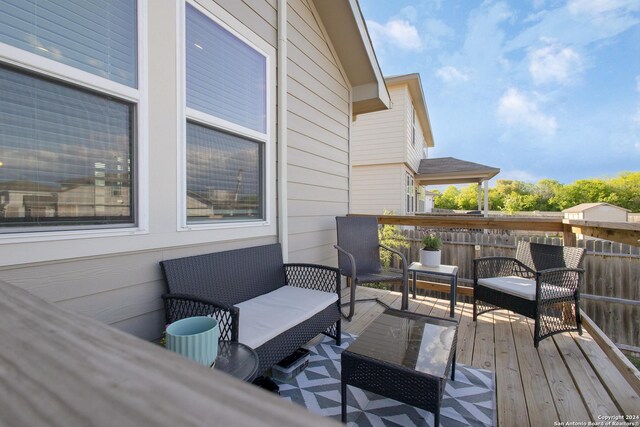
xmin=473 ymin=241 xmax=586 ymax=347
xmin=335 ymin=216 xmax=408 ymax=321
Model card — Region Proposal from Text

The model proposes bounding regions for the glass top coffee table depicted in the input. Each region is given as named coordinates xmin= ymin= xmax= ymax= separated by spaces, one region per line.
xmin=341 ymin=309 xmax=458 ymax=426
xmin=213 ymin=341 xmax=259 ymax=382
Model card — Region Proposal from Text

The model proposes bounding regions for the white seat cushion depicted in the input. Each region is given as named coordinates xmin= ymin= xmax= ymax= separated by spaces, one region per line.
xmin=234 ymin=285 xmax=338 ymax=349
xmin=478 ymin=276 xmax=574 ymax=301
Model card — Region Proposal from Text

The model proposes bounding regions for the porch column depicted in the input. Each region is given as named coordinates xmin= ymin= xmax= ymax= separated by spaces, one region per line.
xmin=477 ymin=183 xmax=482 ymax=211
xmin=483 ymin=180 xmax=489 ymax=217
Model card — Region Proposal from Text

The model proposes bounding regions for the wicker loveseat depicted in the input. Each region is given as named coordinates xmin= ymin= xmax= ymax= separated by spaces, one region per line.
xmin=160 ymin=243 xmax=341 ymax=375
xmin=473 ymin=241 xmax=586 ymax=347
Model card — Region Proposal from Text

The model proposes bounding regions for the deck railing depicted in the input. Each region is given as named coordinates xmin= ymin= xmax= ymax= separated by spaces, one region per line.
xmin=353 ymin=214 xmax=640 ymax=370
xmin=0 ymin=280 xmax=338 ymax=427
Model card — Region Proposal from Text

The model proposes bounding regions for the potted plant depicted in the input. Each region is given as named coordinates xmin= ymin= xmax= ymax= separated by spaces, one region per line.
xmin=420 ymin=234 xmax=442 ymax=267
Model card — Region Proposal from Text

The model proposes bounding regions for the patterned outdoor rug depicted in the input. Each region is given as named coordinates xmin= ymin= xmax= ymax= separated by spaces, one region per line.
xmin=275 ymin=334 xmax=496 ymax=427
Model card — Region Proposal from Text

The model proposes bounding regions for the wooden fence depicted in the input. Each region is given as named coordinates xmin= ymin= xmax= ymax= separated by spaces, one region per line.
xmin=396 ymin=229 xmax=640 ymax=350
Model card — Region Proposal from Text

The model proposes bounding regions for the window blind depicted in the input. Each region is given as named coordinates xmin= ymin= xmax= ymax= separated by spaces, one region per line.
xmin=186 ymin=3 xmax=266 ymax=133
xmin=186 ymin=122 xmax=262 ymax=221
xmin=0 ymin=65 xmax=134 ymax=229
xmin=0 ymin=0 xmax=137 ymax=87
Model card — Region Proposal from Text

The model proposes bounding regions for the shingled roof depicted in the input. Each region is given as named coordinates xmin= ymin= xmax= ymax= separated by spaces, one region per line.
xmin=416 ymin=157 xmax=500 ymax=185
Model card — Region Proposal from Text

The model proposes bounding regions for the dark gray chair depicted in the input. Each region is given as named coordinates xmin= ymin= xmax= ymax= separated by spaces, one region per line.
xmin=473 ymin=241 xmax=586 ymax=347
xmin=335 ymin=216 xmax=408 ymax=321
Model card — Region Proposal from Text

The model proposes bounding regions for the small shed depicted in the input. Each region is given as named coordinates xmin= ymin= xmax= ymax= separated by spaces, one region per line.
xmin=562 ymin=203 xmax=629 ymax=222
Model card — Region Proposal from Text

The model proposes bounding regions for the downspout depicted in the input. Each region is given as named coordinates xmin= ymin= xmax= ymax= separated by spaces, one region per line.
xmin=277 ymin=0 xmax=289 ymax=261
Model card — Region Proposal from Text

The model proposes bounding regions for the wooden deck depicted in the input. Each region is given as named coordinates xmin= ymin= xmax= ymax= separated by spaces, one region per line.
xmin=326 ymin=286 xmax=640 ymax=426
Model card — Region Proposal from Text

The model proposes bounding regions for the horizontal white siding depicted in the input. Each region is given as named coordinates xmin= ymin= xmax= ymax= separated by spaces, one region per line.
xmin=404 ymin=86 xmax=427 ymax=173
xmin=351 ymin=85 xmax=405 ymax=165
xmin=0 ymin=236 xmax=276 ymax=340
xmin=350 ymin=164 xmax=403 ymax=215
xmin=286 ymin=0 xmax=350 ymax=266
xmin=0 ymin=0 xmax=357 ymax=340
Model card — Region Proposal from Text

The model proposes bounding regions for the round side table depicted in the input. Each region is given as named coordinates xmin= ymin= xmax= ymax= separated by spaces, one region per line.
xmin=213 ymin=341 xmax=259 ymax=382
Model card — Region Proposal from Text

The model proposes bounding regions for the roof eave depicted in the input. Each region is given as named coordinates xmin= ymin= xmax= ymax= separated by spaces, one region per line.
xmin=386 ymin=73 xmax=434 ymax=147
xmin=311 ymin=0 xmax=391 ymax=115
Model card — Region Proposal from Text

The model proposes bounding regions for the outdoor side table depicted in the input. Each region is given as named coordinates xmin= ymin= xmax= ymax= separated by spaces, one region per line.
xmin=341 ymin=309 xmax=458 ymax=426
xmin=214 ymin=341 xmax=259 ymax=382
xmin=408 ymin=262 xmax=458 ymax=318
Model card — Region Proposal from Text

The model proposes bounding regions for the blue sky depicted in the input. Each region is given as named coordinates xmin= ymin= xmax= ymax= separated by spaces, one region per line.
xmin=359 ymin=0 xmax=640 ymax=185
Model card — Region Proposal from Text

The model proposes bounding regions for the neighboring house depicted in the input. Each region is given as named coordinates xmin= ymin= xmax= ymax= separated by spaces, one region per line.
xmin=350 ymin=73 xmax=434 ymax=215
xmin=563 ymin=203 xmax=630 ymax=222
xmin=0 ymin=0 xmax=389 ymax=340
xmin=419 ymin=190 xmax=437 ymax=213
xmin=563 ymin=203 xmax=630 ymax=240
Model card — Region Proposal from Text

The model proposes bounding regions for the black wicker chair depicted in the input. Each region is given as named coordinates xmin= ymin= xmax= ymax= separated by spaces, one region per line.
xmin=473 ymin=241 xmax=586 ymax=347
xmin=160 ymin=243 xmax=341 ymax=375
xmin=335 ymin=216 xmax=408 ymax=321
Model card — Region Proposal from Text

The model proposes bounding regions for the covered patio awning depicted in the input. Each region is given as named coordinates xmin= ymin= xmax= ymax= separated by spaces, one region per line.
xmin=416 ymin=157 xmax=500 ymax=185
xmin=416 ymin=157 xmax=500 ymax=216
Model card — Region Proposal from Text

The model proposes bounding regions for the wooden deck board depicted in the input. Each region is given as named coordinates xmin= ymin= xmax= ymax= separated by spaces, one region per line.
xmin=510 ymin=314 xmax=558 ymax=426
xmin=472 ymin=310 xmax=495 ymax=371
xmin=339 ymin=287 xmax=637 ymax=426
xmin=570 ymin=330 xmax=640 ymax=416
xmin=493 ymin=311 xmax=529 ymax=427
xmin=523 ymin=318 xmax=591 ymax=423
xmin=554 ymin=332 xmax=621 ymax=419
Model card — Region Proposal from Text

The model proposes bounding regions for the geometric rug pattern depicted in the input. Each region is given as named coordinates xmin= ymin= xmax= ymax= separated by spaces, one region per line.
xmin=275 ymin=334 xmax=496 ymax=427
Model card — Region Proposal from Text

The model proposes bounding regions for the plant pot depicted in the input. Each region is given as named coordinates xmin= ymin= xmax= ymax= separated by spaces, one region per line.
xmin=420 ymin=249 xmax=441 ymax=267
xmin=166 ymin=316 xmax=219 ymax=366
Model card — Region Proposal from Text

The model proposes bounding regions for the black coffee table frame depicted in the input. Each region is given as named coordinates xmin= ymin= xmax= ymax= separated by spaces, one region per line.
xmin=341 ymin=310 xmax=457 ymax=426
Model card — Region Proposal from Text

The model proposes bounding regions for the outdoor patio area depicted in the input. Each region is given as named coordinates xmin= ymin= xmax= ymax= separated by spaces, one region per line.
xmin=325 ymin=285 xmax=640 ymax=426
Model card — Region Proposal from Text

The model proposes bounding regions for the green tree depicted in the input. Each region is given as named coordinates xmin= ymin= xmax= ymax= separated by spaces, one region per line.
xmin=434 ymin=186 xmax=460 ymax=209
xmin=455 ymin=185 xmax=479 ymax=210
xmin=551 ymin=179 xmax=613 ymax=210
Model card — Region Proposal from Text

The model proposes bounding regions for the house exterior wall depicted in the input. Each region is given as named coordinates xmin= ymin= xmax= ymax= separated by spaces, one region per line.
xmin=350 ymin=164 xmax=404 ymax=215
xmin=404 ymin=89 xmax=427 ymax=173
xmin=583 ymin=206 xmax=628 ymax=222
xmin=564 ymin=206 xmax=628 ymax=222
xmin=286 ymin=0 xmax=351 ymax=265
xmin=0 ymin=0 xmax=353 ymax=340
xmin=350 ymin=82 xmax=427 ymax=216
xmin=351 ymin=86 xmax=405 ymax=166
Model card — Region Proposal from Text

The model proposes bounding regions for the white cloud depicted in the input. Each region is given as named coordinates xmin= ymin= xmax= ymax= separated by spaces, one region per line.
xmin=497 ymin=88 xmax=558 ymax=135
xmin=506 ymin=0 xmax=640 ymax=54
xmin=423 ymin=18 xmax=455 ymax=49
xmin=436 ymin=66 xmax=470 ymax=83
xmin=500 ymin=169 xmax=541 ymax=182
xmin=633 ymin=108 xmax=640 ymax=126
xmin=568 ymin=0 xmax=638 ymax=16
xmin=528 ymin=43 xmax=583 ymax=85
xmin=367 ymin=19 xmax=422 ymax=51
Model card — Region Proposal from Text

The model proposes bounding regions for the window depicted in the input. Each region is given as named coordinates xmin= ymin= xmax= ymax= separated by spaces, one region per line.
xmin=411 ymin=106 xmax=416 ymax=147
xmin=0 ymin=1 xmax=139 ymax=233
xmin=406 ymin=173 xmax=415 ymax=214
xmin=1 ymin=0 xmax=137 ymax=87
xmin=184 ymin=3 xmax=268 ymax=224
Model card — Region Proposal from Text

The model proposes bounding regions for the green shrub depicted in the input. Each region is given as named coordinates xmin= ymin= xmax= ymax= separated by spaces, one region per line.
xmin=378 ymin=210 xmax=409 ymax=270
xmin=421 ymin=233 xmax=442 ymax=251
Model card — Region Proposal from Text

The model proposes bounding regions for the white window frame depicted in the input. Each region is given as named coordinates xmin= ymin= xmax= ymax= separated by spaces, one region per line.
xmin=177 ymin=0 xmax=274 ymax=232
xmin=0 ymin=0 xmax=148 ymax=244
xmin=406 ymin=173 xmax=415 ymax=214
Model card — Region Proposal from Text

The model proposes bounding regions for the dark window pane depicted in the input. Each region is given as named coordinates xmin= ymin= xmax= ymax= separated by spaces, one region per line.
xmin=186 ymin=122 xmax=262 ymax=222
xmin=0 ymin=0 xmax=137 ymax=87
xmin=0 ymin=65 xmax=134 ymax=230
